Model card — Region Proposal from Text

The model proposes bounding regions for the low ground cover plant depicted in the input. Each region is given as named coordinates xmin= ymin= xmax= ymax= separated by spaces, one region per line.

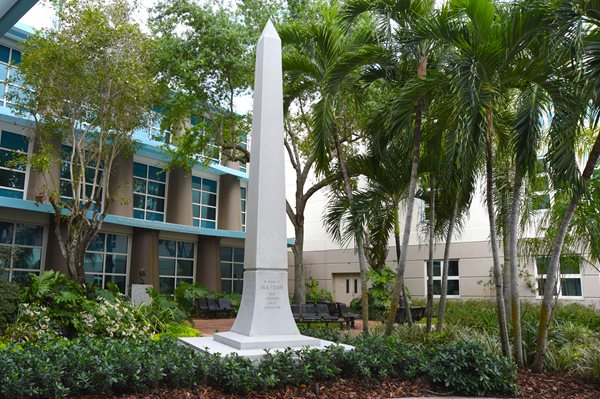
xmin=0 ymin=333 xmax=517 ymax=398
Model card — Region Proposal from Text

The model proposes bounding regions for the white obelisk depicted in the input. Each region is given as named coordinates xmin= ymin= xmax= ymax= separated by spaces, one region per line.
xmin=179 ymin=21 xmax=350 ymax=359
xmin=211 ymin=20 xmax=318 ymax=349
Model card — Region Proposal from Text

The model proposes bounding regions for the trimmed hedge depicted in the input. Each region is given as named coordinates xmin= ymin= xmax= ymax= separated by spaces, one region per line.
xmin=0 ymin=280 xmax=18 ymax=334
xmin=0 ymin=335 xmax=517 ymax=398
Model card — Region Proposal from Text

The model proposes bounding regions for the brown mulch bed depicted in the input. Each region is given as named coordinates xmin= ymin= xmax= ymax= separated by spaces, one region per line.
xmin=77 ymin=371 xmax=599 ymax=399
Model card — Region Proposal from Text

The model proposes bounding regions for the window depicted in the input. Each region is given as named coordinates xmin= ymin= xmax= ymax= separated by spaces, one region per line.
xmin=0 ymin=44 xmax=23 ymax=109
xmin=240 ymin=186 xmax=247 ymax=232
xmin=158 ymin=239 xmax=195 ymax=295
xmin=532 ymin=158 xmax=551 ymax=211
xmin=0 ymin=221 xmax=43 ymax=284
xmin=429 ymin=260 xmax=460 ymax=296
xmin=239 ymin=133 xmax=248 ymax=173
xmin=84 ymin=233 xmax=129 ymax=294
xmin=147 ymin=110 xmax=171 ymax=144
xmin=192 ymin=176 xmax=217 ymax=228
xmin=346 ymin=278 xmax=358 ymax=294
xmin=536 ymin=256 xmax=582 ymax=298
xmin=133 ymin=162 xmax=167 ymax=221
xmin=220 ymin=246 xmax=244 ymax=293
xmin=0 ymin=130 xmax=28 ymax=198
xmin=60 ymin=145 xmax=103 ymax=205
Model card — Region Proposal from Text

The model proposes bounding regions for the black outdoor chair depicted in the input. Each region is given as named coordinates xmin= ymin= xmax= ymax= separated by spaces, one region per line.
xmin=395 ymin=307 xmax=427 ymax=323
xmin=336 ymin=302 xmax=359 ymax=329
xmin=300 ymin=304 xmax=320 ymax=322
xmin=217 ymin=298 xmax=235 ymax=317
xmin=316 ymin=303 xmax=339 ymax=323
xmin=206 ymin=297 xmax=220 ymax=312
xmin=291 ymin=304 xmax=301 ymax=321
xmin=196 ymin=297 xmax=210 ymax=313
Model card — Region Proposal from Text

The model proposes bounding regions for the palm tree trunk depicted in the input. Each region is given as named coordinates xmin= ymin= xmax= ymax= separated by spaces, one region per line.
xmin=532 ymin=131 xmax=600 ymax=372
xmin=485 ymin=108 xmax=511 ymax=358
xmin=293 ymin=223 xmax=306 ymax=305
xmin=393 ymin=207 xmax=412 ymax=327
xmin=332 ymin=128 xmax=369 ymax=334
xmin=436 ymin=192 xmax=458 ymax=332
xmin=426 ymin=177 xmax=435 ymax=332
xmin=509 ymin=177 xmax=525 ymax=368
xmin=385 ymin=102 xmax=421 ymax=334
xmin=502 ymin=226 xmax=512 ymax=322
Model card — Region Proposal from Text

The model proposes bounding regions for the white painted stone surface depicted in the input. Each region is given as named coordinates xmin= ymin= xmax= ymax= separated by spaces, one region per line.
xmin=130 ymin=284 xmax=152 ymax=305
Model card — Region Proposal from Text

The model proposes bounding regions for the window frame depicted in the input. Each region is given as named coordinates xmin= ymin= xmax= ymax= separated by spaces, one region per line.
xmin=0 ymin=129 xmax=30 ymax=199
xmin=220 ymin=246 xmax=244 ymax=294
xmin=0 ymin=43 xmax=23 ymax=109
xmin=424 ymin=259 xmax=461 ymax=298
xmin=535 ymin=257 xmax=584 ymax=300
xmin=59 ymin=144 xmax=105 ymax=208
xmin=132 ymin=159 xmax=169 ymax=222
xmin=0 ymin=220 xmax=47 ymax=284
xmin=191 ymin=173 xmax=219 ymax=229
xmin=531 ymin=158 xmax=552 ymax=212
xmin=240 ymin=185 xmax=247 ymax=232
xmin=158 ymin=238 xmax=196 ymax=295
xmin=83 ymin=231 xmax=131 ymax=296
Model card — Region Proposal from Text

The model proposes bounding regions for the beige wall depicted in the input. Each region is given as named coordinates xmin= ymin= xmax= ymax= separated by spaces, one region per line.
xmin=196 ymin=236 xmax=221 ymax=291
xmin=107 ymin=153 xmax=133 ymax=217
xmin=130 ymin=228 xmax=159 ymax=287
xmin=218 ymin=174 xmax=242 ymax=231
xmin=166 ymin=167 xmax=193 ymax=225
xmin=289 ymin=241 xmax=600 ymax=306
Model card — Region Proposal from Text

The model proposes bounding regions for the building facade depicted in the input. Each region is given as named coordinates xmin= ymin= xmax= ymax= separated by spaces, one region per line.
xmin=0 ymin=23 xmax=248 ymax=296
xmin=286 ymin=166 xmax=600 ymax=306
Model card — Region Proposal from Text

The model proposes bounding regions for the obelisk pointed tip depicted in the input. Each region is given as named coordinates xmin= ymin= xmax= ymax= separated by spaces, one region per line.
xmin=260 ymin=19 xmax=279 ymax=40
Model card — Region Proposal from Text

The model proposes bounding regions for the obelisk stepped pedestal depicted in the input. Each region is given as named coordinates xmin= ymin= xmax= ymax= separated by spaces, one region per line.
xmin=179 ymin=20 xmax=351 ymax=360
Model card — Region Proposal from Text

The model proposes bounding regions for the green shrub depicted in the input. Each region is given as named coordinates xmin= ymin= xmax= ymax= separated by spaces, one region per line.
xmin=0 ymin=336 xmax=200 ymax=398
xmin=305 ymin=277 xmax=333 ymax=303
xmin=574 ymin=344 xmax=600 ymax=383
xmin=0 ymin=332 xmax=519 ymax=397
xmin=134 ymin=288 xmax=189 ymax=333
xmin=424 ymin=341 xmax=517 ymax=396
xmin=174 ymin=282 xmax=208 ymax=315
xmin=0 ymin=279 xmax=19 ymax=333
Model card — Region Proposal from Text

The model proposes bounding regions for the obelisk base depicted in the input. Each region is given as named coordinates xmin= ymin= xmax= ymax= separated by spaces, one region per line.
xmin=179 ymin=335 xmax=352 ymax=361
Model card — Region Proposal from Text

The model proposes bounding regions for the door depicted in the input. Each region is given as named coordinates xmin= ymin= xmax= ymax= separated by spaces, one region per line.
xmin=333 ymin=273 xmax=360 ymax=304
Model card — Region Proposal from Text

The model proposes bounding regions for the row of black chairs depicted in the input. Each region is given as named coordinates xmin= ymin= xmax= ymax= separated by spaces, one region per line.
xmin=395 ymin=306 xmax=427 ymax=323
xmin=291 ymin=302 xmax=360 ymax=329
xmin=195 ymin=297 xmax=235 ymax=317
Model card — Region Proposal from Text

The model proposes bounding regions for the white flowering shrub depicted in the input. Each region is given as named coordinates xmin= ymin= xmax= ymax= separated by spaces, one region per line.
xmin=7 ymin=290 xmax=153 ymax=342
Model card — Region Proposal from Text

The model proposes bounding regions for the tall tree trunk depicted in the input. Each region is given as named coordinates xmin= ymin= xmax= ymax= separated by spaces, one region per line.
xmin=332 ymin=129 xmax=369 ymax=334
xmin=358 ymin=243 xmax=370 ymax=334
xmin=532 ymin=131 xmax=600 ymax=372
xmin=385 ymin=107 xmax=420 ymax=333
xmin=393 ymin=207 xmax=412 ymax=327
xmin=436 ymin=192 xmax=458 ymax=331
xmin=385 ymin=56 xmax=427 ymax=335
xmin=426 ymin=177 xmax=436 ymax=332
xmin=502 ymin=226 xmax=512 ymax=323
xmin=485 ymin=108 xmax=512 ymax=358
xmin=509 ymin=178 xmax=525 ymax=368
xmin=293 ymin=222 xmax=306 ymax=304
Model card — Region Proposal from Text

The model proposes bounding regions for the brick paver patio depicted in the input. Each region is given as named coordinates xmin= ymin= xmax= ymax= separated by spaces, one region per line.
xmin=193 ymin=318 xmax=381 ymax=336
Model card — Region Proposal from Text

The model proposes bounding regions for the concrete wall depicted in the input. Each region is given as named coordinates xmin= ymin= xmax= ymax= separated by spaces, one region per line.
xmin=289 ymin=241 xmax=600 ymax=306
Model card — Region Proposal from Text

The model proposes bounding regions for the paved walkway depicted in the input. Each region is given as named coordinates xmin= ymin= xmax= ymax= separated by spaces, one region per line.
xmin=192 ymin=318 xmax=382 ymax=336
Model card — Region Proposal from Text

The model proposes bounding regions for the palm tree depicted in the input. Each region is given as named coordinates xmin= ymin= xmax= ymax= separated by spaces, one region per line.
xmin=424 ymin=0 xmax=550 ymax=360
xmin=531 ymin=0 xmax=600 ymax=372
xmin=280 ymin=3 xmax=383 ymax=333
xmin=344 ymin=0 xmax=440 ymax=336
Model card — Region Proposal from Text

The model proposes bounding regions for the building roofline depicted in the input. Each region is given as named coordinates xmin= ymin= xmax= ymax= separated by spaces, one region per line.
xmin=0 ymin=1 xmax=38 ymax=38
